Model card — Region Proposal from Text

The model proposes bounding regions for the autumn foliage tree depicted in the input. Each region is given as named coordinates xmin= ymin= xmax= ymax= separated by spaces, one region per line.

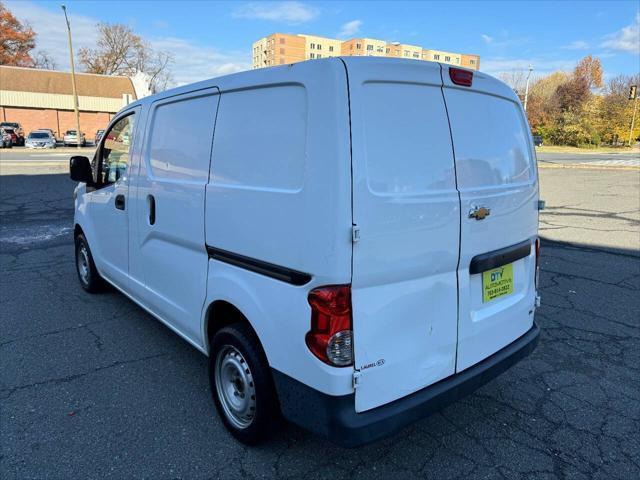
xmin=0 ymin=1 xmax=36 ymax=66
xmin=504 ymin=55 xmax=637 ymax=147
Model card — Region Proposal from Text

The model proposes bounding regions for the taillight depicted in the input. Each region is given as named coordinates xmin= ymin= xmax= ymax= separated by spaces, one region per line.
xmin=306 ymin=285 xmax=353 ymax=367
xmin=449 ymin=67 xmax=473 ymax=87
xmin=535 ymin=237 xmax=541 ymax=289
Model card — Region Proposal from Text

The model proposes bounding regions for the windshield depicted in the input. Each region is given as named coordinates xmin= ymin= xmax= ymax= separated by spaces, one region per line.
xmin=66 ymin=131 xmax=77 ymax=135
xmin=29 ymin=132 xmax=50 ymax=139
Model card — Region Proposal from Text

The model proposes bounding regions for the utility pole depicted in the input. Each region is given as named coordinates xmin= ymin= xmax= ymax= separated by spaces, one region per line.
xmin=628 ymin=85 xmax=638 ymax=147
xmin=523 ymin=64 xmax=533 ymax=112
xmin=61 ymin=5 xmax=82 ymax=149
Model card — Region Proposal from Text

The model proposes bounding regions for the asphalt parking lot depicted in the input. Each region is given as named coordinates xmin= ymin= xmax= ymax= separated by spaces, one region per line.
xmin=1 ymin=152 xmax=639 ymax=479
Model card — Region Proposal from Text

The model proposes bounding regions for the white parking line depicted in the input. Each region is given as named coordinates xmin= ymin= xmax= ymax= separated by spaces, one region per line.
xmin=580 ymin=159 xmax=640 ymax=167
xmin=28 ymin=153 xmax=72 ymax=157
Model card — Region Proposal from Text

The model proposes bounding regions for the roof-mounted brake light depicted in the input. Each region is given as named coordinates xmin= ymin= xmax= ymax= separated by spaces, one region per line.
xmin=449 ymin=67 xmax=473 ymax=87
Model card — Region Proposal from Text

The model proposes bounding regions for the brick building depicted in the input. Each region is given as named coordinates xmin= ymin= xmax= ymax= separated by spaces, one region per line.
xmin=0 ymin=66 xmax=139 ymax=141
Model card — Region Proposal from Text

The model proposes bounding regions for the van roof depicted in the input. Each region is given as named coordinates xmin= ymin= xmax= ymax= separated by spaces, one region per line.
xmin=121 ymin=57 xmax=518 ymax=112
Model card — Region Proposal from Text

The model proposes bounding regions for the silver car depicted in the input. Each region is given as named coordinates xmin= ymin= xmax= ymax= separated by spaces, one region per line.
xmin=25 ymin=130 xmax=56 ymax=149
xmin=63 ymin=130 xmax=86 ymax=147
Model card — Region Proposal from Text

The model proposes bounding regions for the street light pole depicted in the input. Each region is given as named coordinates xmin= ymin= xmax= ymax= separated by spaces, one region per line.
xmin=61 ymin=5 xmax=81 ymax=149
xmin=523 ymin=64 xmax=533 ymax=112
xmin=628 ymin=89 xmax=638 ymax=147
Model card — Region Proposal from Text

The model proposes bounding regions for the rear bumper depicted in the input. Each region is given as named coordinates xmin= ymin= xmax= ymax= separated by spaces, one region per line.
xmin=272 ymin=322 xmax=540 ymax=448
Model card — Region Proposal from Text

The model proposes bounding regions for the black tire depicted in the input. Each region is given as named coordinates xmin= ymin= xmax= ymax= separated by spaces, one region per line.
xmin=209 ymin=323 xmax=279 ymax=445
xmin=74 ymin=234 xmax=103 ymax=293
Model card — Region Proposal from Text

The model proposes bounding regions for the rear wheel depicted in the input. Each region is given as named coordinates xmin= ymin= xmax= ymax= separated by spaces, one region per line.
xmin=209 ymin=323 xmax=279 ymax=445
xmin=75 ymin=234 xmax=103 ymax=292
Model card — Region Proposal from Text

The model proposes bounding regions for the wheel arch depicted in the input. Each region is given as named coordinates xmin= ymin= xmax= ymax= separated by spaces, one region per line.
xmin=203 ymin=299 xmax=264 ymax=358
xmin=74 ymin=223 xmax=84 ymax=239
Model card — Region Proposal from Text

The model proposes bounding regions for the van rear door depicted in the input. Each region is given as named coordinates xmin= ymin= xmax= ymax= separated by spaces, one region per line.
xmin=345 ymin=59 xmax=460 ymax=413
xmin=442 ymin=69 xmax=538 ymax=372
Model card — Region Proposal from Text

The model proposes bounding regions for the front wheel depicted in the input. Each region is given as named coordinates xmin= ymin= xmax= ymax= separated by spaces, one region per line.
xmin=75 ymin=234 xmax=103 ymax=292
xmin=209 ymin=323 xmax=279 ymax=445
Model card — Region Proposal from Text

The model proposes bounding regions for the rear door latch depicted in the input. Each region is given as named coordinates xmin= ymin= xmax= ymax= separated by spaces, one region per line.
xmin=352 ymin=225 xmax=360 ymax=243
xmin=352 ymin=370 xmax=362 ymax=389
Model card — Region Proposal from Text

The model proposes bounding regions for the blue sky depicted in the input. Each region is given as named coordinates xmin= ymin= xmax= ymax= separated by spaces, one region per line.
xmin=8 ymin=1 xmax=640 ymax=85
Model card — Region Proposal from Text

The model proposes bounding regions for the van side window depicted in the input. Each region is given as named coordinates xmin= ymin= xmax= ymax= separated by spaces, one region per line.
xmin=210 ymin=85 xmax=306 ymax=191
xmin=146 ymin=92 xmax=218 ymax=182
xmin=98 ymin=114 xmax=135 ymax=186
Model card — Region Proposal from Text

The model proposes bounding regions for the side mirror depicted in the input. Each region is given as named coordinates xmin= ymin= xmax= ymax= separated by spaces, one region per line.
xmin=69 ymin=156 xmax=93 ymax=184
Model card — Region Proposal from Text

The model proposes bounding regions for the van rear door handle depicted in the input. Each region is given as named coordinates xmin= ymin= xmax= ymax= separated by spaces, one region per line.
xmin=115 ymin=194 xmax=125 ymax=210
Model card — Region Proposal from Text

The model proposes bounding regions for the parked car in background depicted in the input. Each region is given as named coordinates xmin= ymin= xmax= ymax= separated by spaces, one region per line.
xmin=0 ymin=122 xmax=25 ymax=145
xmin=1 ymin=128 xmax=13 ymax=148
xmin=2 ymin=127 xmax=19 ymax=146
xmin=38 ymin=128 xmax=57 ymax=141
xmin=25 ymin=130 xmax=56 ymax=149
xmin=95 ymin=129 xmax=106 ymax=144
xmin=532 ymin=135 xmax=543 ymax=147
xmin=63 ymin=130 xmax=86 ymax=147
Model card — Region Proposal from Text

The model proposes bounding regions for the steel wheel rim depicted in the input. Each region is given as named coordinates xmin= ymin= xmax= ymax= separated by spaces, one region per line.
xmin=214 ymin=345 xmax=256 ymax=429
xmin=77 ymin=245 xmax=89 ymax=285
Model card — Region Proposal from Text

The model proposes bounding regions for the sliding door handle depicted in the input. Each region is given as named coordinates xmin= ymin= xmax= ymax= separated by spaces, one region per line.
xmin=147 ymin=194 xmax=156 ymax=225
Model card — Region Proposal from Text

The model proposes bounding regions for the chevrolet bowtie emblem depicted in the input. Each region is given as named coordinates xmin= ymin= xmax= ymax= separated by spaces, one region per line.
xmin=469 ymin=206 xmax=491 ymax=220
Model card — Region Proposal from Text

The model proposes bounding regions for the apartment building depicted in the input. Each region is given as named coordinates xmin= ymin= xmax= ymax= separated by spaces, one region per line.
xmin=251 ymin=33 xmax=345 ymax=67
xmin=252 ymin=33 xmax=480 ymax=71
xmin=461 ymin=54 xmax=481 ymax=70
xmin=341 ymin=38 xmax=387 ymax=57
xmin=386 ymin=43 xmax=423 ymax=60
xmin=299 ymin=34 xmax=343 ymax=60
xmin=422 ymin=49 xmax=462 ymax=66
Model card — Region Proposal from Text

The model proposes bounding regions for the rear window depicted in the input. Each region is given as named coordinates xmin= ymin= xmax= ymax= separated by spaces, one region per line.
xmin=361 ymin=82 xmax=456 ymax=194
xmin=445 ymin=92 xmax=534 ymax=188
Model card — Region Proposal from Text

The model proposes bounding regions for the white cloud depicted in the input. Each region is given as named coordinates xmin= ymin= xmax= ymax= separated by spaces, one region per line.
xmin=601 ymin=12 xmax=640 ymax=54
xmin=338 ymin=19 xmax=362 ymax=38
xmin=232 ymin=1 xmax=319 ymax=24
xmin=150 ymin=37 xmax=250 ymax=86
xmin=5 ymin=1 xmax=250 ymax=87
xmin=562 ymin=40 xmax=589 ymax=50
xmin=481 ymin=34 xmax=494 ymax=44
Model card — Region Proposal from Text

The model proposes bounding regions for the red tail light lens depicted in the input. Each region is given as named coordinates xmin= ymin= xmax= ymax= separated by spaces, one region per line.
xmin=449 ymin=67 xmax=473 ymax=87
xmin=306 ymin=285 xmax=353 ymax=367
xmin=535 ymin=237 xmax=541 ymax=289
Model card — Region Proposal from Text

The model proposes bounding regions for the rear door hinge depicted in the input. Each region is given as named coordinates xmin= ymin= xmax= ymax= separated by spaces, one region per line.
xmin=352 ymin=370 xmax=362 ymax=389
xmin=352 ymin=225 xmax=360 ymax=243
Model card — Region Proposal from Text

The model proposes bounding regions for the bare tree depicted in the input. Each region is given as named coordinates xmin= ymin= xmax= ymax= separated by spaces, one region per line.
xmin=32 ymin=50 xmax=57 ymax=69
xmin=499 ymin=70 xmax=529 ymax=95
xmin=78 ymin=22 xmax=173 ymax=93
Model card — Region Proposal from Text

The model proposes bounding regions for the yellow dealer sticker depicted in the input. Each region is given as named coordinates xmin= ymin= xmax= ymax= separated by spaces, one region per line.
xmin=482 ymin=264 xmax=514 ymax=303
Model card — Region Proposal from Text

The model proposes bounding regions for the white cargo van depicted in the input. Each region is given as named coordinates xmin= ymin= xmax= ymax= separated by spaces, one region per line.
xmin=70 ymin=57 xmax=540 ymax=447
